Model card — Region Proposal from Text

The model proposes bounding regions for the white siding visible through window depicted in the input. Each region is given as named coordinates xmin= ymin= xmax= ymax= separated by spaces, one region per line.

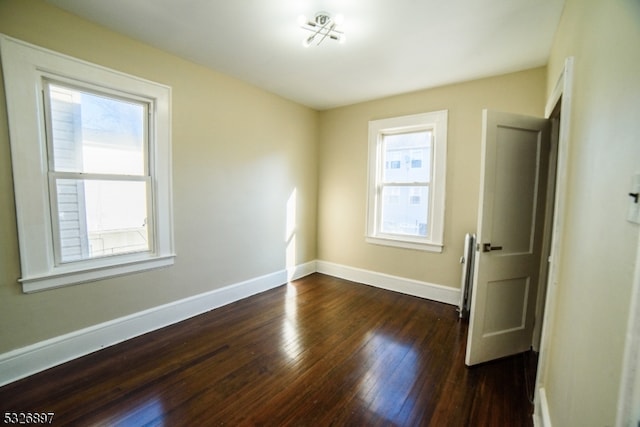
xmin=49 ymin=88 xmax=90 ymax=261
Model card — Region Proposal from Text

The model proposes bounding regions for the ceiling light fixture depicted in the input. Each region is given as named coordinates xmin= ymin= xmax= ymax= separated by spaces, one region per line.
xmin=298 ymin=12 xmax=345 ymax=47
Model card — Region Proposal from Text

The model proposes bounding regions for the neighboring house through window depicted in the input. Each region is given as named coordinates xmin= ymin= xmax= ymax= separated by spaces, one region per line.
xmin=0 ymin=35 xmax=175 ymax=292
xmin=366 ymin=110 xmax=448 ymax=252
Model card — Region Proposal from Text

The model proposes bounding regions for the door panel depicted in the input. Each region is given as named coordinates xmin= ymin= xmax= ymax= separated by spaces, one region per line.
xmin=465 ymin=110 xmax=550 ymax=366
xmin=492 ymin=126 xmax=541 ymax=254
xmin=484 ymin=277 xmax=529 ymax=335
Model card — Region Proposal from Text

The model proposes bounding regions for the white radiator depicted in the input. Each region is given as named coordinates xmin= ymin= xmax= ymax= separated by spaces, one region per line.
xmin=457 ymin=233 xmax=476 ymax=319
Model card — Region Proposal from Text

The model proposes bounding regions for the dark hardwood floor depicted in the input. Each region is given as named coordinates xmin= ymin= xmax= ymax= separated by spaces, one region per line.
xmin=0 ymin=273 xmax=535 ymax=426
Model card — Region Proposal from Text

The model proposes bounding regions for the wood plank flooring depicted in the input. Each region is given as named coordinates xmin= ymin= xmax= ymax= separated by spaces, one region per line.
xmin=0 ymin=273 xmax=535 ymax=426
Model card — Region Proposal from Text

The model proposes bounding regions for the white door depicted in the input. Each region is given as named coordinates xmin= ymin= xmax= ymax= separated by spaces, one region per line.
xmin=465 ymin=110 xmax=551 ymax=366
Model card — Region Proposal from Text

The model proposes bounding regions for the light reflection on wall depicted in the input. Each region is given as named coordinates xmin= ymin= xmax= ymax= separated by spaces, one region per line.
xmin=285 ymin=188 xmax=297 ymax=280
xmin=358 ymin=332 xmax=418 ymax=424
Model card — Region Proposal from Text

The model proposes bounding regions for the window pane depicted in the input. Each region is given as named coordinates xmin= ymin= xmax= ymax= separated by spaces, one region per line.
xmin=55 ymin=179 xmax=150 ymax=262
xmin=382 ymin=131 xmax=431 ymax=183
xmin=381 ymin=186 xmax=429 ymax=237
xmin=48 ymin=83 xmax=146 ymax=175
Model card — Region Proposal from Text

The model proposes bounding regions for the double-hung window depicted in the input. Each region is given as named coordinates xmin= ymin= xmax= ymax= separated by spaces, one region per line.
xmin=1 ymin=35 xmax=174 ymax=292
xmin=45 ymin=81 xmax=153 ymax=264
xmin=366 ymin=111 xmax=448 ymax=252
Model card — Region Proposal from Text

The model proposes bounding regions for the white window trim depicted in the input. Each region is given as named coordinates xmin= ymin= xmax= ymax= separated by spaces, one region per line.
xmin=0 ymin=34 xmax=175 ymax=292
xmin=366 ymin=110 xmax=448 ymax=253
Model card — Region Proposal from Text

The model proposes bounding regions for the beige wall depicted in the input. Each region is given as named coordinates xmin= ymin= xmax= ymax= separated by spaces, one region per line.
xmin=0 ymin=0 xmax=318 ymax=353
xmin=317 ymin=68 xmax=546 ymax=288
xmin=540 ymin=0 xmax=640 ymax=425
xmin=5 ymin=4 xmax=638 ymax=423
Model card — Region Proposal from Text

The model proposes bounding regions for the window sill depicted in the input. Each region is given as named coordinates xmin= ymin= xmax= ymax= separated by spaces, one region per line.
xmin=366 ymin=236 xmax=443 ymax=253
xmin=20 ymin=254 xmax=176 ymax=293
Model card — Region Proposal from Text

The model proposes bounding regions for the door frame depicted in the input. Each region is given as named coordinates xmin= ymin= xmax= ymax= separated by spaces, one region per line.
xmin=616 ymin=230 xmax=640 ymax=426
xmin=533 ymin=57 xmax=574 ymax=425
xmin=531 ymin=106 xmax=560 ymax=352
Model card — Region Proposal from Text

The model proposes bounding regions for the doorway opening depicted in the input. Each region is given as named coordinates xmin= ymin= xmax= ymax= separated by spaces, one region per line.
xmin=532 ymin=99 xmax=561 ymax=352
xmin=526 ymin=98 xmax=562 ymax=403
xmin=533 ymin=57 xmax=575 ymax=424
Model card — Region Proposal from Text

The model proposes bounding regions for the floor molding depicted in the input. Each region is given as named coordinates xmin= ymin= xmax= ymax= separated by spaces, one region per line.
xmin=0 ymin=259 xmax=459 ymax=387
xmin=534 ymin=387 xmax=553 ymax=427
xmin=0 ymin=262 xmax=316 ymax=388
xmin=316 ymin=260 xmax=460 ymax=306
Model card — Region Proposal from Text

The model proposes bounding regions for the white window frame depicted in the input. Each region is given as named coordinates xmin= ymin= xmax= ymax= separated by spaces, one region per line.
xmin=366 ymin=110 xmax=448 ymax=252
xmin=0 ymin=35 xmax=175 ymax=292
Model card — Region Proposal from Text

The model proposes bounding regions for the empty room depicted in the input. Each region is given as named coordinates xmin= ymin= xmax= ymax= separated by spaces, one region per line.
xmin=0 ymin=0 xmax=639 ymax=426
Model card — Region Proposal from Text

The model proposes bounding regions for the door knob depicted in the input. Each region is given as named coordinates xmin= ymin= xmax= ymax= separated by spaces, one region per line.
xmin=482 ymin=243 xmax=503 ymax=252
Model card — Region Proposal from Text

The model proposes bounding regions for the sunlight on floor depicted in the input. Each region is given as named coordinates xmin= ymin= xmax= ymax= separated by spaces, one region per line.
xmin=107 ymin=396 xmax=164 ymax=426
xmin=358 ymin=332 xmax=418 ymax=424
xmin=281 ymin=283 xmax=303 ymax=361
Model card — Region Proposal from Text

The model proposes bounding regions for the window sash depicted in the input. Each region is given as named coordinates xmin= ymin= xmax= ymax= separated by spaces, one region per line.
xmin=42 ymin=78 xmax=151 ymax=177
xmin=377 ymin=130 xmax=433 ymax=239
xmin=42 ymin=78 xmax=156 ymax=266
xmin=381 ymin=130 xmax=432 ymax=185
xmin=48 ymin=172 xmax=154 ymax=265
xmin=376 ymin=182 xmax=432 ymax=239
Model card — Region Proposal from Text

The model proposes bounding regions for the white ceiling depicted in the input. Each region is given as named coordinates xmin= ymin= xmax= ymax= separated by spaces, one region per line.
xmin=47 ymin=0 xmax=565 ymax=110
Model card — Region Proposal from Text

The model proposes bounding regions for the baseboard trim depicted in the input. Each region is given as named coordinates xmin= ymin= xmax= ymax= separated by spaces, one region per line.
xmin=0 ymin=259 xmax=459 ymax=387
xmin=0 ymin=261 xmax=316 ymax=388
xmin=534 ymin=387 xmax=553 ymax=427
xmin=316 ymin=260 xmax=459 ymax=306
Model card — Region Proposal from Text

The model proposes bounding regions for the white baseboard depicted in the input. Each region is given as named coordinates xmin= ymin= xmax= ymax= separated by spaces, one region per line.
xmin=534 ymin=387 xmax=553 ymax=427
xmin=316 ymin=260 xmax=460 ymax=306
xmin=0 ymin=259 xmax=459 ymax=387
xmin=0 ymin=261 xmax=316 ymax=388
xmin=287 ymin=260 xmax=317 ymax=282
